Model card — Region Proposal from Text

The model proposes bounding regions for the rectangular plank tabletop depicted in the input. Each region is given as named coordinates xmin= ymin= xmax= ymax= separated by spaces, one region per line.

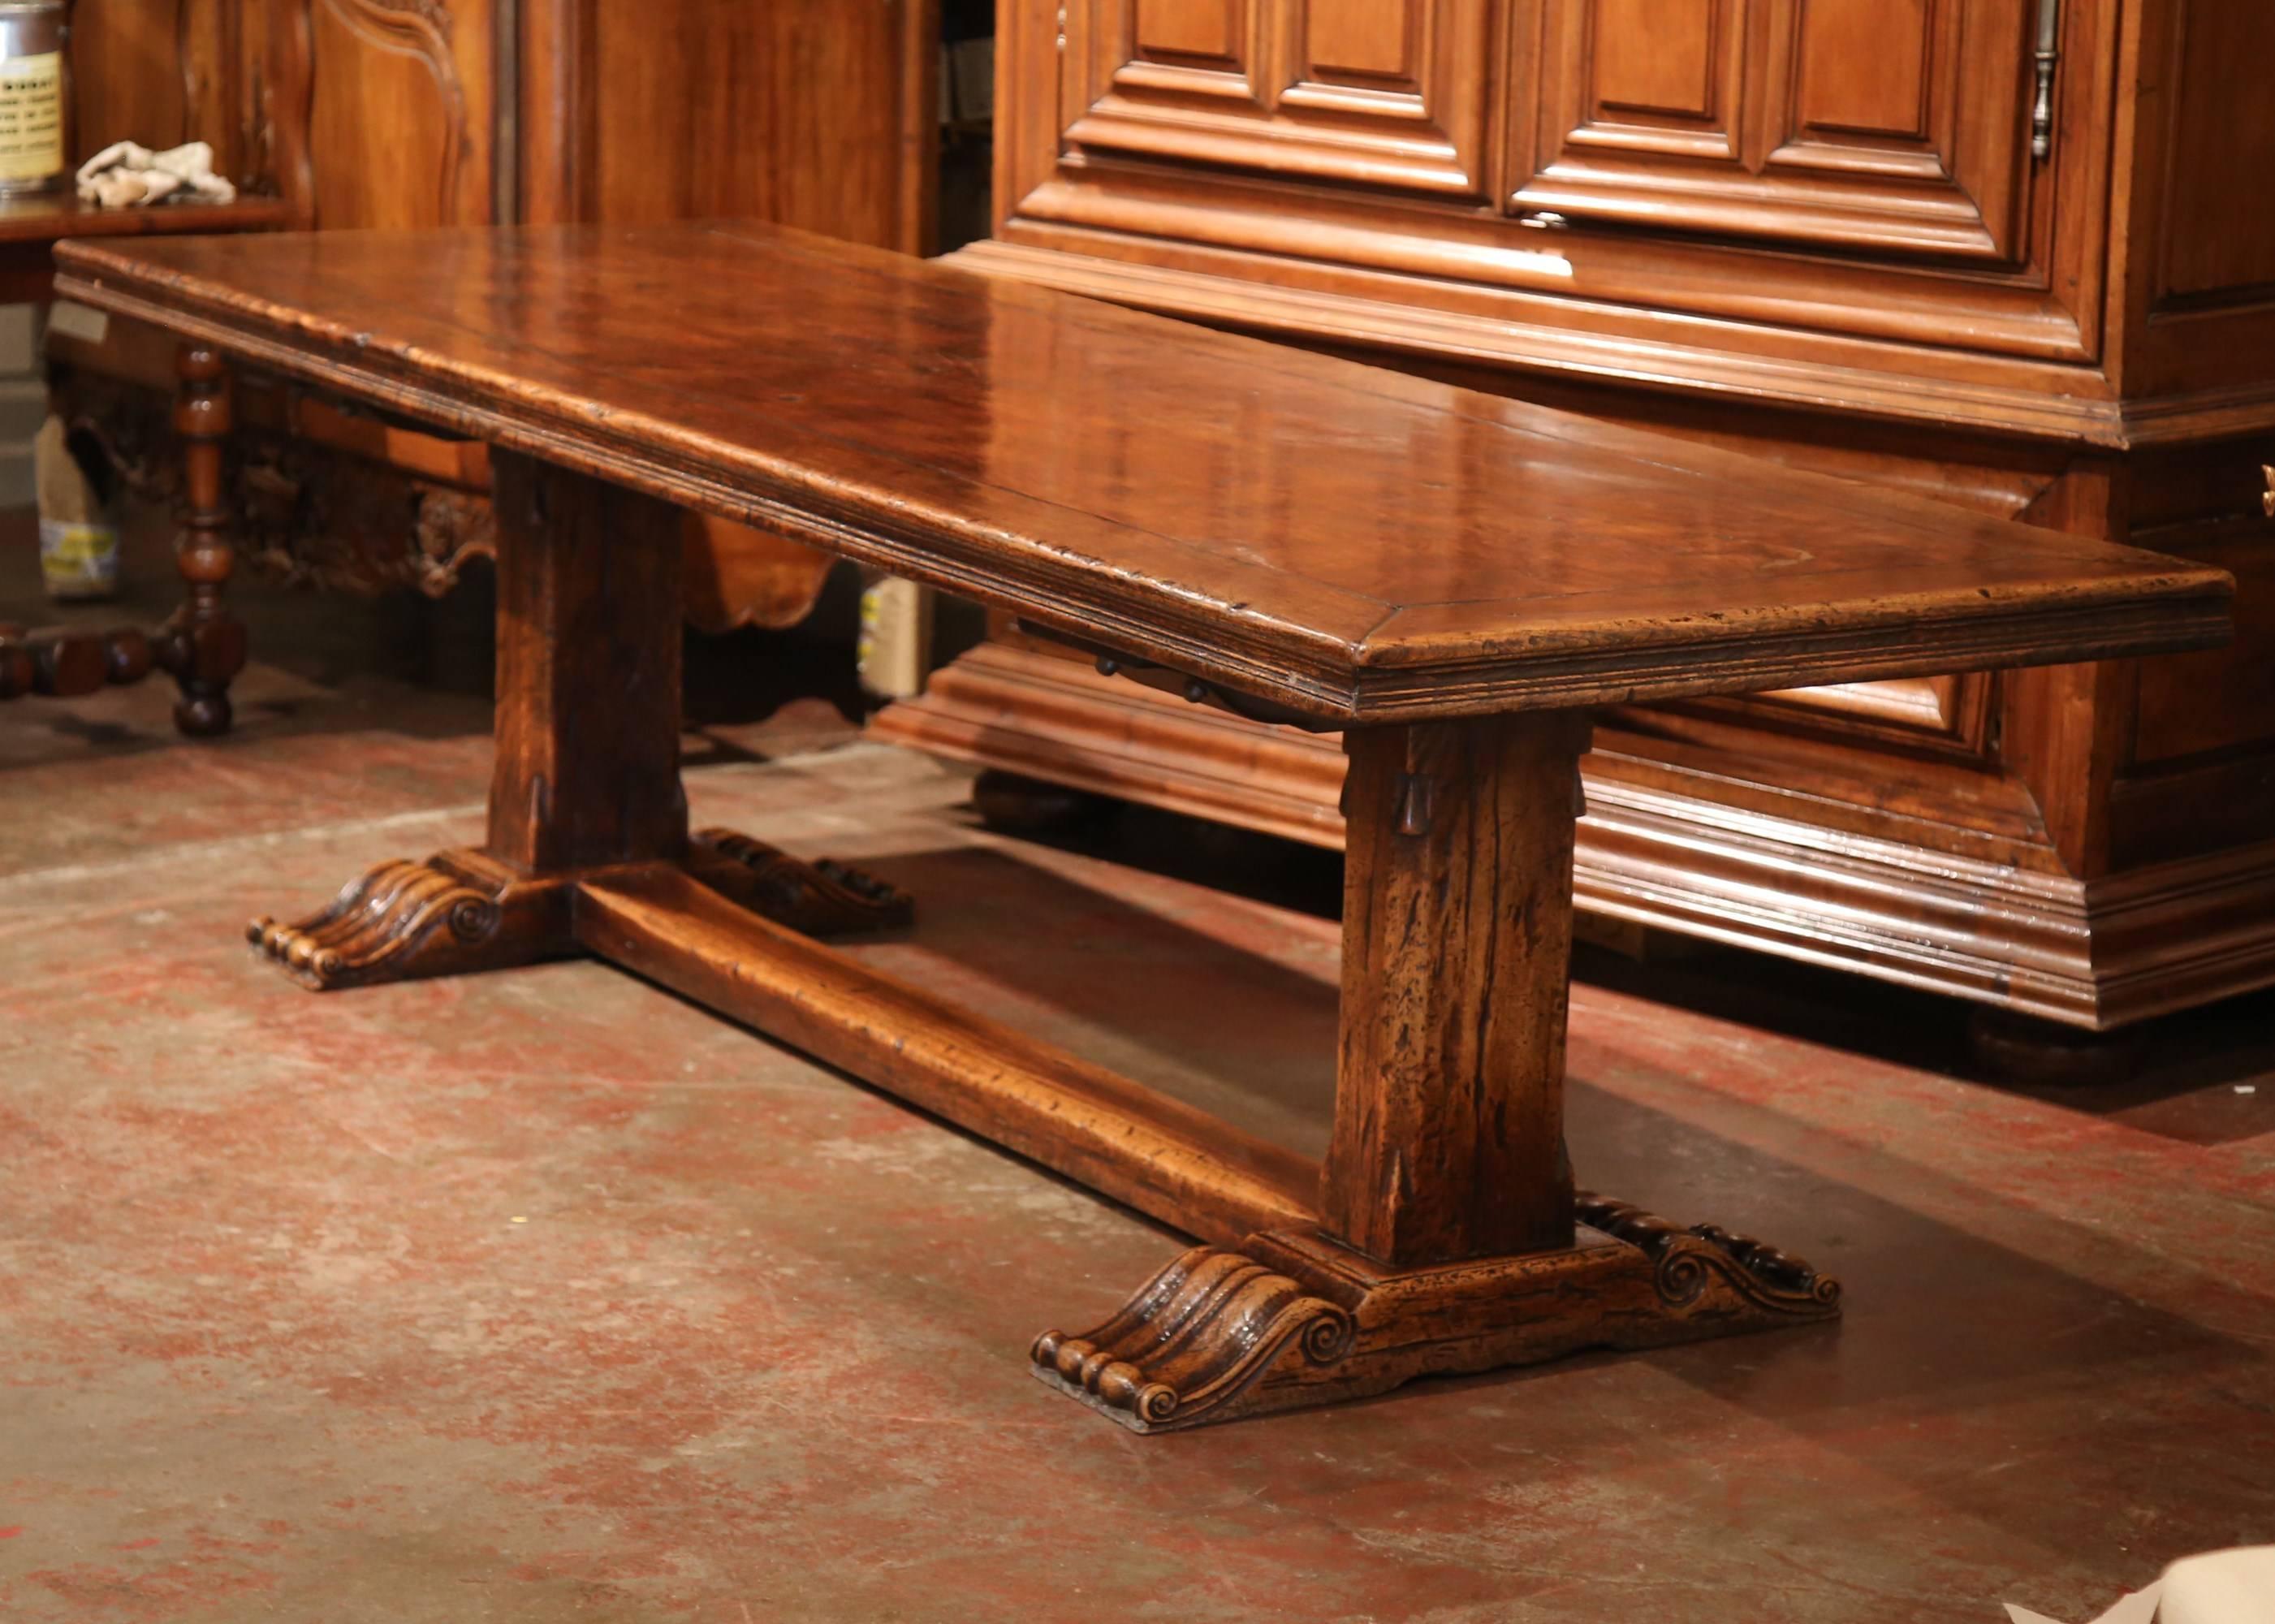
xmin=54 ymin=222 xmax=2230 ymax=722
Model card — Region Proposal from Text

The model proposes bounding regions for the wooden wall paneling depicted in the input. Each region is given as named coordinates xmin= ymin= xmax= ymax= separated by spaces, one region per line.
xmin=520 ymin=0 xmax=938 ymax=252
xmin=999 ymin=0 xmax=1069 ymax=237
xmin=1064 ymin=0 xmax=1499 ymax=198
xmin=71 ymin=1 xmax=194 ymax=163
xmin=514 ymin=0 xmax=590 ymax=224
xmin=583 ymin=0 xmax=923 ymax=241
xmin=271 ymin=0 xmax=495 ymax=227
xmin=69 ymin=0 xmax=268 ymax=185
xmin=1510 ymin=0 xmax=2037 ymax=261
xmin=2116 ymin=0 xmax=2275 ymax=412
xmin=991 ymin=0 xmax=2126 ymax=392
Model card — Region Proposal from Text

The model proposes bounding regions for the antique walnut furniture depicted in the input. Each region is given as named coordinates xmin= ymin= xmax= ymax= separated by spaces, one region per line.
xmin=875 ymin=0 xmax=2275 ymax=1046
xmin=0 ymin=196 xmax=292 ymax=723
xmin=31 ymin=0 xmax=944 ymax=733
xmin=52 ymin=222 xmax=2232 ymax=1431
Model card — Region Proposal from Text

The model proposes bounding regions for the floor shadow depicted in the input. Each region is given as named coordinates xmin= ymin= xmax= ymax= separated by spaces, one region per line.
xmin=835 ymin=841 xmax=1341 ymax=1160
xmin=960 ymin=790 xmax=2275 ymax=1147
xmin=805 ymin=836 xmax=2266 ymax=1403
xmin=645 ymin=827 xmax=2272 ymax=1578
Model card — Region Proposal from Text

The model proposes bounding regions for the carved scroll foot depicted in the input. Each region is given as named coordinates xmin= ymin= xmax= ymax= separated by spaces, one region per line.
xmin=248 ymin=850 xmax=576 ymax=992
xmin=1036 ymin=1199 xmax=1841 ymax=1432
xmin=1032 ymin=1247 xmax=1356 ymax=1433
xmin=686 ymin=827 xmax=913 ymax=936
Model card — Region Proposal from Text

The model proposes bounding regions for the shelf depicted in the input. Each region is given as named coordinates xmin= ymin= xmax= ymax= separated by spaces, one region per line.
xmin=0 ymin=193 xmax=298 ymax=249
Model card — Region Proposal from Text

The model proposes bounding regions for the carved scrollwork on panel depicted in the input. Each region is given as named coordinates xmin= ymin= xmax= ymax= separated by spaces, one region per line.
xmin=314 ymin=0 xmax=470 ymax=222
xmin=235 ymin=429 xmax=496 ymax=597
xmin=62 ymin=379 xmax=183 ymax=508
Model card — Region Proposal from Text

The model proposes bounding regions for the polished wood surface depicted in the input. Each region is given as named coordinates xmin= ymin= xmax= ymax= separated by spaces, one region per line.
xmin=54 ymin=224 xmax=2230 ymax=723
xmin=0 ymin=197 xmax=294 ymax=247
xmin=520 ymin=0 xmax=938 ymax=254
xmin=486 ymin=455 xmax=690 ymax=872
xmin=892 ymin=0 xmax=2275 ymax=1039
xmin=52 ymin=0 xmax=943 ymax=695
xmin=985 ymin=0 xmax=2275 ymax=442
xmin=86 ymin=218 xmax=2222 ymax=1430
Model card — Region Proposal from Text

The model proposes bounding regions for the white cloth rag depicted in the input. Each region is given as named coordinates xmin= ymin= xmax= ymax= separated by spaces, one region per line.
xmin=2005 ymin=1545 xmax=2275 ymax=1624
xmin=75 ymin=141 xmax=238 ymax=209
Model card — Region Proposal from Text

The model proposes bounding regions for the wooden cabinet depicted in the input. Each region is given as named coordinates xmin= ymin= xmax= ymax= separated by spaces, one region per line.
xmin=875 ymin=0 xmax=2275 ymax=1034
xmin=61 ymin=0 xmax=941 ymax=635
xmin=1065 ymin=0 xmax=1497 ymax=197
xmin=1512 ymin=0 xmax=2039 ymax=264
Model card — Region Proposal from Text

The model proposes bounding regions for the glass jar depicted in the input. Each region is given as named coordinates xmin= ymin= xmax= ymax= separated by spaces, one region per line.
xmin=0 ymin=1 xmax=67 ymax=196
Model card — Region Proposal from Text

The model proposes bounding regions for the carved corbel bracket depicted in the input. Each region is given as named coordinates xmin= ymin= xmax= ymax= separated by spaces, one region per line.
xmin=248 ymin=849 xmax=576 ymax=991
xmin=1034 ymin=1196 xmax=1841 ymax=1432
xmin=685 ymin=828 xmax=915 ymax=935
xmin=1032 ymin=1246 xmax=1357 ymax=1432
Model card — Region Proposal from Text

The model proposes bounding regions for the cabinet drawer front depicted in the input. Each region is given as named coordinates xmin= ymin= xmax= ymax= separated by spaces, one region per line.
xmin=1510 ymin=0 xmax=2037 ymax=263
xmin=1065 ymin=0 xmax=1498 ymax=199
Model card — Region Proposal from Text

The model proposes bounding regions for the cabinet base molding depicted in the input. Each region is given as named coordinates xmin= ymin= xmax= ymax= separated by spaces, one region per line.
xmin=871 ymin=644 xmax=2275 ymax=1033
xmin=1032 ymin=1195 xmax=1841 ymax=1434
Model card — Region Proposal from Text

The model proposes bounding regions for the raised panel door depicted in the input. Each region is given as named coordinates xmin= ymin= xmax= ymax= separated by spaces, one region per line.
xmin=1510 ymin=0 xmax=2038 ymax=262
xmin=1064 ymin=0 xmax=1497 ymax=199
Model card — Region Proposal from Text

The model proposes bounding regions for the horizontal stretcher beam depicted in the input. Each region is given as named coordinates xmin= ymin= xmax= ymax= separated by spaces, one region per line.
xmin=572 ymin=866 xmax=1321 ymax=1247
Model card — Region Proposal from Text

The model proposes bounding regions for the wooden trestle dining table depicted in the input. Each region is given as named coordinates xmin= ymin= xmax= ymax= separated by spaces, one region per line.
xmin=51 ymin=222 xmax=2234 ymax=1432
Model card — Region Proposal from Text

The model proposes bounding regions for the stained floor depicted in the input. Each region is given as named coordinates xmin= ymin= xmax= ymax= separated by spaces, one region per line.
xmin=2 ymin=525 xmax=2271 ymax=1623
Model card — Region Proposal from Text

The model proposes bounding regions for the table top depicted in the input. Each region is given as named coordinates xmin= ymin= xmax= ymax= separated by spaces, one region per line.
xmin=54 ymin=222 xmax=2231 ymax=722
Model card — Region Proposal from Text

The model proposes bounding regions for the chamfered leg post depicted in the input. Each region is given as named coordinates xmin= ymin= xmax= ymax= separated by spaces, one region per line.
xmin=484 ymin=451 xmax=691 ymax=875
xmin=1322 ymin=714 xmax=1587 ymax=1265
xmin=164 ymin=344 xmax=248 ymax=738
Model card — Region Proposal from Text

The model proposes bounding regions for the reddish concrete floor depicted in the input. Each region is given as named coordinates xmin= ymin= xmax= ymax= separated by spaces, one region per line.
xmin=3 ymin=530 xmax=2273 ymax=1622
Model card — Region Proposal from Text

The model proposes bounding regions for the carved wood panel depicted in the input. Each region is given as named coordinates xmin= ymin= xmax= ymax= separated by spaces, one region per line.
xmin=1510 ymin=0 xmax=2037 ymax=262
xmin=1064 ymin=0 xmax=1497 ymax=199
xmin=2147 ymin=0 xmax=2275 ymax=313
xmin=568 ymin=0 xmax=931 ymax=252
xmin=281 ymin=0 xmax=495 ymax=227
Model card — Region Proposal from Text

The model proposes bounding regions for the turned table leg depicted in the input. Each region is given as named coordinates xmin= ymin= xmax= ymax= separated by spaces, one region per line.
xmin=1034 ymin=710 xmax=1842 ymax=1432
xmin=165 ymin=344 xmax=248 ymax=737
xmin=248 ymin=451 xmax=908 ymax=991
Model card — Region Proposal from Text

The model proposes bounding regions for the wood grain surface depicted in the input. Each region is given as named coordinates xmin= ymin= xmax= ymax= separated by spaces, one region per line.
xmin=53 ymin=222 xmax=2232 ymax=722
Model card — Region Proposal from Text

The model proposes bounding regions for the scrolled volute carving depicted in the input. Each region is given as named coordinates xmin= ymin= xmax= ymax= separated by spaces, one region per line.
xmin=1578 ymin=1191 xmax=1841 ymax=1317
xmin=249 ymin=855 xmax=506 ymax=991
xmin=1031 ymin=1246 xmax=1353 ymax=1431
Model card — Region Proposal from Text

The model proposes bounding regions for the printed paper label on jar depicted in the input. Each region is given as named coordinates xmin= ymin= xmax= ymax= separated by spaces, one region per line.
xmin=0 ymin=52 xmax=63 ymax=184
